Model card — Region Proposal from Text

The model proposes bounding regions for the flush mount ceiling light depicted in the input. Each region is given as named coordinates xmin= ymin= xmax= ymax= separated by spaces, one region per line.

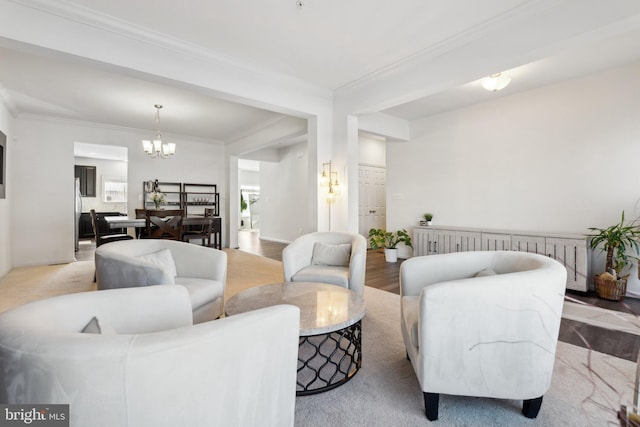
xmin=481 ymin=73 xmax=511 ymax=92
xmin=142 ymin=104 xmax=176 ymax=159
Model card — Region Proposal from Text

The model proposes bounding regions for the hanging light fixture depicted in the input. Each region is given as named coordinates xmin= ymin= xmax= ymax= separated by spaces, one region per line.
xmin=142 ymin=104 xmax=176 ymax=159
xmin=481 ymin=73 xmax=511 ymax=92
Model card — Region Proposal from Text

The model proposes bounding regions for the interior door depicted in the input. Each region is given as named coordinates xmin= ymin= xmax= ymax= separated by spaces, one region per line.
xmin=358 ymin=165 xmax=386 ymax=240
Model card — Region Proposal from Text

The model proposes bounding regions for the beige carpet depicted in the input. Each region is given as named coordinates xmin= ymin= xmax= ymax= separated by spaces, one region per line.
xmin=0 ymin=249 xmax=283 ymax=313
xmin=0 ymin=250 xmax=636 ymax=425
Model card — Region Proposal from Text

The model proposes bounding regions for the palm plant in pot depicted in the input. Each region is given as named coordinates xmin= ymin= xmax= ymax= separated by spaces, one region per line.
xmin=368 ymin=228 xmax=413 ymax=263
xmin=587 ymin=211 xmax=640 ymax=301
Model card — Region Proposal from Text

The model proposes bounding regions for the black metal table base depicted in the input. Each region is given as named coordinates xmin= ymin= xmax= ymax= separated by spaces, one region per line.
xmin=296 ymin=320 xmax=362 ymax=396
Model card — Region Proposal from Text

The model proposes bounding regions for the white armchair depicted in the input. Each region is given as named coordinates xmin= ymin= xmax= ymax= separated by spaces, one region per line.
xmin=95 ymin=239 xmax=226 ymax=323
xmin=399 ymin=250 xmax=567 ymax=421
xmin=282 ymin=232 xmax=367 ymax=296
xmin=0 ymin=285 xmax=300 ymax=427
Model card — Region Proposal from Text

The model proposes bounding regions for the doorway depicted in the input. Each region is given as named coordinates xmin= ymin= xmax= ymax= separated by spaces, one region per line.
xmin=73 ymin=142 xmax=128 ymax=255
xmin=358 ymin=164 xmax=386 ymax=239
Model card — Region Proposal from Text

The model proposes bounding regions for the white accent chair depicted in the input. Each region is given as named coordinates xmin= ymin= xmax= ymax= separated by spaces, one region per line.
xmin=282 ymin=232 xmax=367 ymax=296
xmin=399 ymin=251 xmax=567 ymax=420
xmin=95 ymin=239 xmax=226 ymax=323
xmin=0 ymin=285 xmax=300 ymax=427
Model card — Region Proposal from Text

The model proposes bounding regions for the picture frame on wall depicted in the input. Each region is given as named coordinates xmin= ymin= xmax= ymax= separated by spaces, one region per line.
xmin=0 ymin=130 xmax=6 ymax=199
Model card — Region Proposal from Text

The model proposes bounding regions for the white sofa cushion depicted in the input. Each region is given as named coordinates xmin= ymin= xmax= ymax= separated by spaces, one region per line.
xmin=311 ymin=242 xmax=351 ymax=267
xmin=137 ymin=248 xmax=178 ymax=278
xmin=174 ymin=277 xmax=224 ymax=311
xmin=291 ymin=265 xmax=349 ymax=288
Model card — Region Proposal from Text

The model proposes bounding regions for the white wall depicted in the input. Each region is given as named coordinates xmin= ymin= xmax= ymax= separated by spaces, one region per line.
xmin=259 ymin=142 xmax=309 ymax=243
xmin=358 ymin=134 xmax=386 ymax=167
xmin=239 ymin=169 xmax=260 ymax=187
xmin=11 ymin=117 xmax=225 ymax=267
xmin=387 ymin=61 xmax=640 ymax=293
xmin=0 ymin=103 xmax=13 ymax=277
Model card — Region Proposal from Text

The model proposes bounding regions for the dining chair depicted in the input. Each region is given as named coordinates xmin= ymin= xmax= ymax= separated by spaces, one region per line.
xmin=144 ymin=209 xmax=184 ymax=240
xmin=89 ymin=209 xmax=133 ymax=247
xmin=182 ymin=209 xmax=213 ymax=246
xmin=89 ymin=209 xmax=133 ymax=282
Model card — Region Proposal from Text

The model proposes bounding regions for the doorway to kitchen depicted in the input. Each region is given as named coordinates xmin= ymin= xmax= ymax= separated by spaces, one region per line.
xmin=73 ymin=142 xmax=128 ymax=257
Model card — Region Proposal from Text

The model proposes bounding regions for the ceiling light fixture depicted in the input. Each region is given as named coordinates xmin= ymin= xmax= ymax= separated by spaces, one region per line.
xmin=142 ymin=104 xmax=176 ymax=159
xmin=481 ymin=73 xmax=511 ymax=92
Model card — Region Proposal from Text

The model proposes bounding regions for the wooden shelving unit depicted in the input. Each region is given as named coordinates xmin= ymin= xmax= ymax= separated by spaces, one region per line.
xmin=182 ymin=183 xmax=219 ymax=216
xmin=141 ymin=181 xmax=222 ymax=249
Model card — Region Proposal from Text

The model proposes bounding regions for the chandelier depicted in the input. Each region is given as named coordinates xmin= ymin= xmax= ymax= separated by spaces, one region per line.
xmin=142 ymin=104 xmax=176 ymax=159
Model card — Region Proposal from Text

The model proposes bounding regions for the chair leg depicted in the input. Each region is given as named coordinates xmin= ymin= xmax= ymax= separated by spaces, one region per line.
xmin=424 ymin=392 xmax=439 ymax=421
xmin=522 ymin=396 xmax=543 ymax=418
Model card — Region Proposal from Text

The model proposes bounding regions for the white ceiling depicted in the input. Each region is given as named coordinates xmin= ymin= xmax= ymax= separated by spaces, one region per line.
xmin=1 ymin=0 xmax=640 ymax=142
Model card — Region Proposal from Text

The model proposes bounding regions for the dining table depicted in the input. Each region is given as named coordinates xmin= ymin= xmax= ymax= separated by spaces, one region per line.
xmin=104 ymin=215 xmax=222 ymax=249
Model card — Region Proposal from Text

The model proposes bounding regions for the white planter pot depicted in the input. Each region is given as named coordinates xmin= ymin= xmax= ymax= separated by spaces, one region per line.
xmin=384 ymin=248 xmax=398 ymax=263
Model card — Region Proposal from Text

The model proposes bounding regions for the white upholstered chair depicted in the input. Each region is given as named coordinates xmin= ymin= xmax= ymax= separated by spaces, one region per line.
xmin=0 ymin=285 xmax=300 ymax=427
xmin=282 ymin=232 xmax=367 ymax=296
xmin=95 ymin=239 xmax=226 ymax=323
xmin=399 ymin=250 xmax=567 ymax=421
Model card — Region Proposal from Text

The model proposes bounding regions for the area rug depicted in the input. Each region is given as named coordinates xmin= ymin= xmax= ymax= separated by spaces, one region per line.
xmin=296 ymin=285 xmax=635 ymax=426
xmin=0 ymin=249 xmax=635 ymax=425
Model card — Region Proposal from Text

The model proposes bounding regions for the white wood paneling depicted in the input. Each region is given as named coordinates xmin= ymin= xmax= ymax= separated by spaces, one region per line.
xmin=413 ymin=226 xmax=588 ymax=292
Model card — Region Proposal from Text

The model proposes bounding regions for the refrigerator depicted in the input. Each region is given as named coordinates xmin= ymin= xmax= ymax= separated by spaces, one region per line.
xmin=74 ymin=177 xmax=82 ymax=252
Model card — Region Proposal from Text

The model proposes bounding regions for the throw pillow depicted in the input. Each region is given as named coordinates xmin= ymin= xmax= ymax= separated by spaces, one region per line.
xmin=81 ymin=316 xmax=116 ymax=334
xmin=474 ymin=268 xmax=497 ymax=277
xmin=311 ymin=242 xmax=351 ymax=267
xmin=137 ymin=248 xmax=178 ymax=277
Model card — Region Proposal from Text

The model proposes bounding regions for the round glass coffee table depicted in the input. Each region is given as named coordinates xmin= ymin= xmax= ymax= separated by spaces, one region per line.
xmin=225 ymin=282 xmax=366 ymax=395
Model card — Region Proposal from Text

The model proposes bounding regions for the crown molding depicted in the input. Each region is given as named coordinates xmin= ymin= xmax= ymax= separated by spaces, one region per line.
xmin=335 ymin=0 xmax=553 ymax=93
xmin=16 ymin=113 xmax=225 ymax=145
xmin=9 ymin=0 xmax=331 ymax=100
xmin=0 ymin=85 xmax=18 ymax=118
xmin=226 ymin=115 xmax=302 ymax=144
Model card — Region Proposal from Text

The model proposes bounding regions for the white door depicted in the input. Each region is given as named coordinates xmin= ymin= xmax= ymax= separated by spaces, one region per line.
xmin=358 ymin=165 xmax=386 ymax=239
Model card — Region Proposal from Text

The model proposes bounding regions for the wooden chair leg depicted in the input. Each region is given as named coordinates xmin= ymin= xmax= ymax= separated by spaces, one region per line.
xmin=522 ymin=396 xmax=543 ymax=418
xmin=424 ymin=392 xmax=439 ymax=421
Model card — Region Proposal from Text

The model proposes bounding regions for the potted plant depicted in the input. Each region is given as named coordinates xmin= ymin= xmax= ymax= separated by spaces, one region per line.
xmin=368 ymin=228 xmax=413 ymax=263
xmin=587 ymin=211 xmax=640 ymax=300
xmin=420 ymin=213 xmax=433 ymax=226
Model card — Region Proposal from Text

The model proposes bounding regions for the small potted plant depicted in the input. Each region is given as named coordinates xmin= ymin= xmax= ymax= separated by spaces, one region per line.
xmin=420 ymin=213 xmax=433 ymax=226
xmin=587 ymin=211 xmax=640 ymax=300
xmin=368 ymin=228 xmax=413 ymax=262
